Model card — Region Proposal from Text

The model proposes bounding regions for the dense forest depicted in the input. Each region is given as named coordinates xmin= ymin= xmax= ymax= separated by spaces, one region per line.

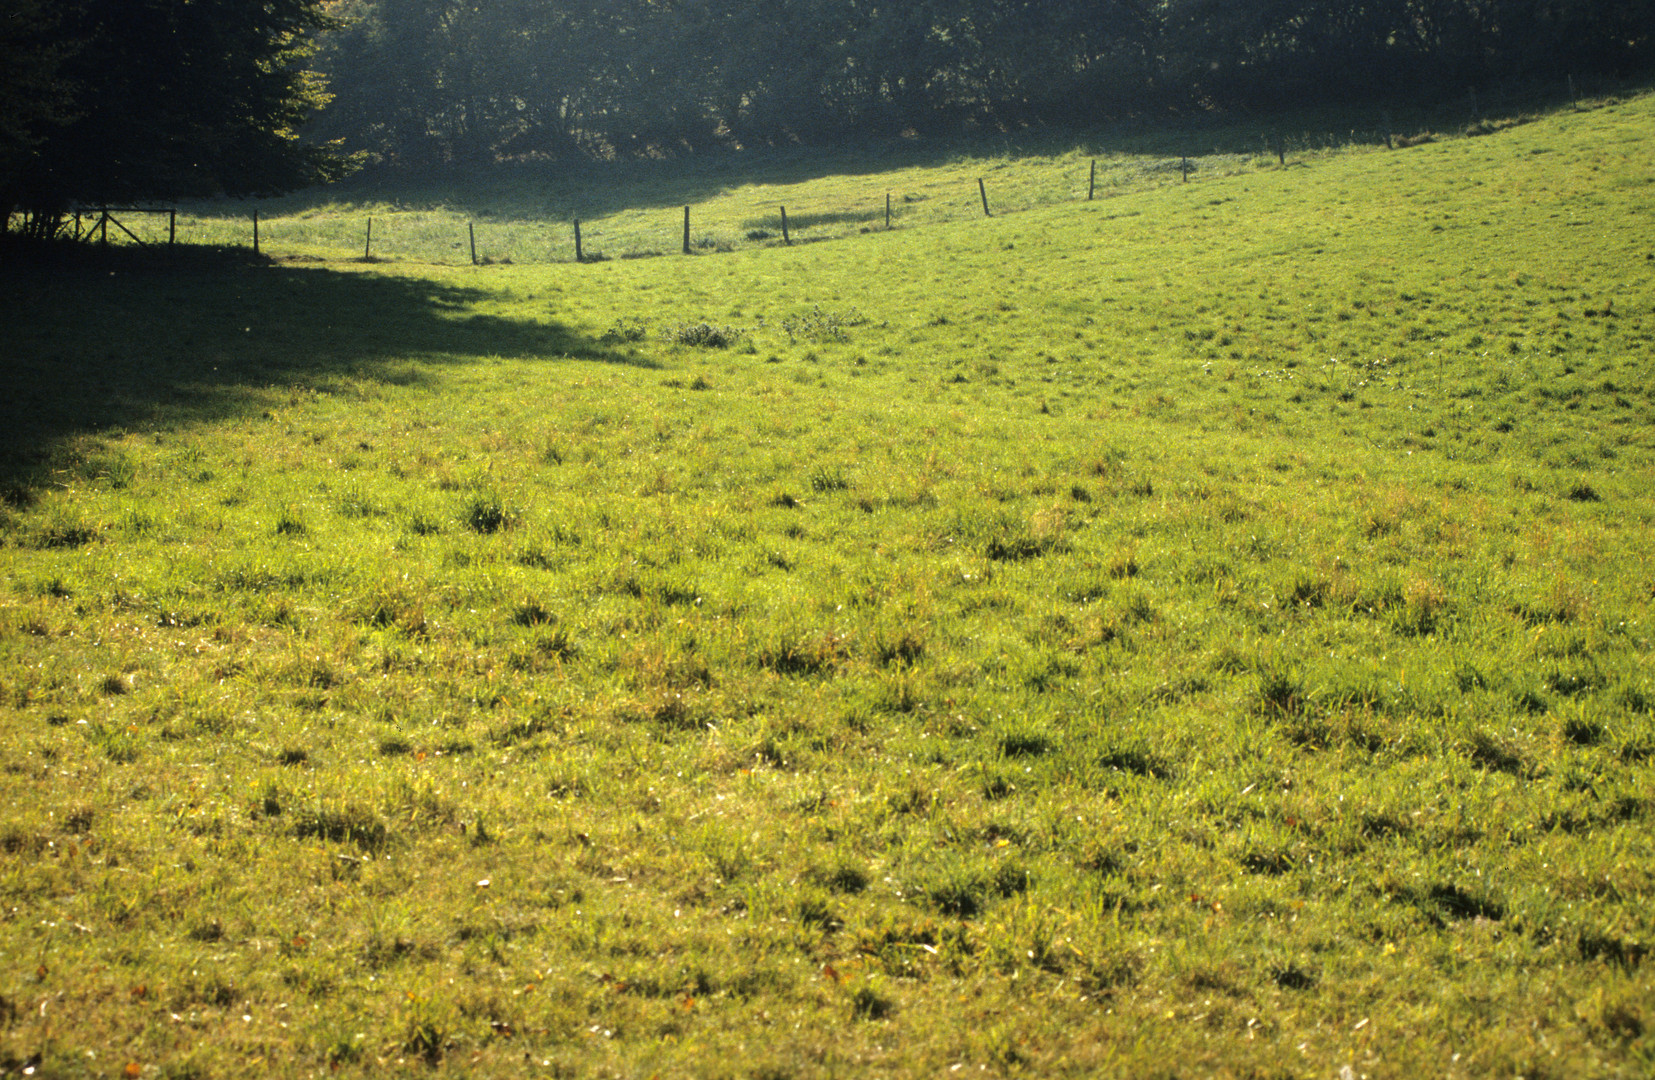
xmin=310 ymin=0 xmax=1655 ymax=163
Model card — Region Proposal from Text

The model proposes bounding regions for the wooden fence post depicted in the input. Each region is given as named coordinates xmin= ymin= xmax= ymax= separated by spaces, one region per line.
xmin=100 ymin=211 xmax=109 ymax=247
xmin=168 ymin=209 xmax=176 ymax=248
xmin=252 ymin=211 xmax=259 ymax=255
xmin=780 ymin=206 xmax=790 ymax=245
xmin=978 ymin=178 xmax=991 ymax=217
xmin=683 ymin=206 xmax=691 ymax=255
xmin=574 ymin=219 xmax=582 ymax=262
xmin=1088 ymin=160 xmax=1096 ymax=201
xmin=886 ymin=193 xmax=891 ymax=229
xmin=469 ymin=222 xmax=477 ymax=265
xmin=1181 ymin=156 xmax=1189 ymax=183
xmin=365 ymin=217 xmax=373 ymax=260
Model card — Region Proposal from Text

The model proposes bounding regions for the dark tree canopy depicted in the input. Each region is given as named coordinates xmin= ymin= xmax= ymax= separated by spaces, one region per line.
xmin=308 ymin=0 xmax=1655 ymax=167
xmin=5 ymin=0 xmax=1652 ymax=224
xmin=2 ymin=0 xmax=349 ymax=240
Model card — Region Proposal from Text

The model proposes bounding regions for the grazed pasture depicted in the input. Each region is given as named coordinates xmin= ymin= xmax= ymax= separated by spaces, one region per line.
xmin=1 ymin=93 xmax=1652 ymax=1078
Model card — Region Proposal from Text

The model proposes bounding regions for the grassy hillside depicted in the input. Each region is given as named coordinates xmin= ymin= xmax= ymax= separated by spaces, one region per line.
xmin=1 ymin=92 xmax=1652 ymax=1078
xmin=125 ymin=92 xmax=1517 ymax=266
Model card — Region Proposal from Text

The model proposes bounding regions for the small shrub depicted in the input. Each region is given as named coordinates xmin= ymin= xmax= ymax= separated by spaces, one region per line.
xmin=599 ymin=317 xmax=648 ymax=343
xmin=661 ymin=321 xmax=744 ymax=348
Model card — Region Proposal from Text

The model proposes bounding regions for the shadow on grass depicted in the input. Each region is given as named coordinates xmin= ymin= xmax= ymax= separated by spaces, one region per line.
xmin=0 ymin=244 xmax=647 ymax=494
xmin=185 ymin=77 xmax=1616 ymax=227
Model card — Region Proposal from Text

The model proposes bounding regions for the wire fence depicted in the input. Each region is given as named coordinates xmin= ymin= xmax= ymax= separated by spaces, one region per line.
xmin=44 ymin=135 xmax=1401 ymax=266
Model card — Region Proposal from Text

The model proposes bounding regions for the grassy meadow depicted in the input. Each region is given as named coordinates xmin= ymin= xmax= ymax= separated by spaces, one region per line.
xmin=2 ymin=89 xmax=1654 ymax=1078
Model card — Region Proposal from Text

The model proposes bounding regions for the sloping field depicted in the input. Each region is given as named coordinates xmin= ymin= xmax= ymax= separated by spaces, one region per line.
xmin=1 ymin=93 xmax=1652 ymax=1078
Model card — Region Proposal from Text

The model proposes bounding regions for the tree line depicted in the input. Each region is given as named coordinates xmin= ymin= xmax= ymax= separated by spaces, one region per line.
xmin=3 ymin=0 xmax=1651 ymax=239
xmin=310 ymin=0 xmax=1655 ymax=164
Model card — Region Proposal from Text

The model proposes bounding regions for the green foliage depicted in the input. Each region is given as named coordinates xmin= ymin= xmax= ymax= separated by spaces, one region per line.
xmin=661 ymin=321 xmax=745 ymax=348
xmin=3 ymin=0 xmax=350 ymax=238
xmin=304 ymin=0 xmax=1655 ymax=163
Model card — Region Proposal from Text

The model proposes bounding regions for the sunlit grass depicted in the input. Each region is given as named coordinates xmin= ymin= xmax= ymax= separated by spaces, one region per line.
xmin=1 ymin=90 xmax=1652 ymax=1077
xmin=126 ymin=91 xmax=1551 ymax=266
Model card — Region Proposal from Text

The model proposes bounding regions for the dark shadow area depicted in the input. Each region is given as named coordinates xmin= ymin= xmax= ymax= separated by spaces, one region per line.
xmin=0 ymin=244 xmax=648 ymax=498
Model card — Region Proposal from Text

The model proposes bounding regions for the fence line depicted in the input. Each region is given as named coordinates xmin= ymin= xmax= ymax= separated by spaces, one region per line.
xmin=64 ymin=130 xmax=1428 ymax=266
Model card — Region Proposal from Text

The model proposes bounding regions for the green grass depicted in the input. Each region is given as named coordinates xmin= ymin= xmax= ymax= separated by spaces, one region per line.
xmin=111 ymin=89 xmax=1545 ymax=267
xmin=3 ymin=90 xmax=1654 ymax=1078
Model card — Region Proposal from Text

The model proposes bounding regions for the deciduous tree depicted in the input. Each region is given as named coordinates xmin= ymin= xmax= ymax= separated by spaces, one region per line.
xmin=3 ymin=0 xmax=350 ymax=242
